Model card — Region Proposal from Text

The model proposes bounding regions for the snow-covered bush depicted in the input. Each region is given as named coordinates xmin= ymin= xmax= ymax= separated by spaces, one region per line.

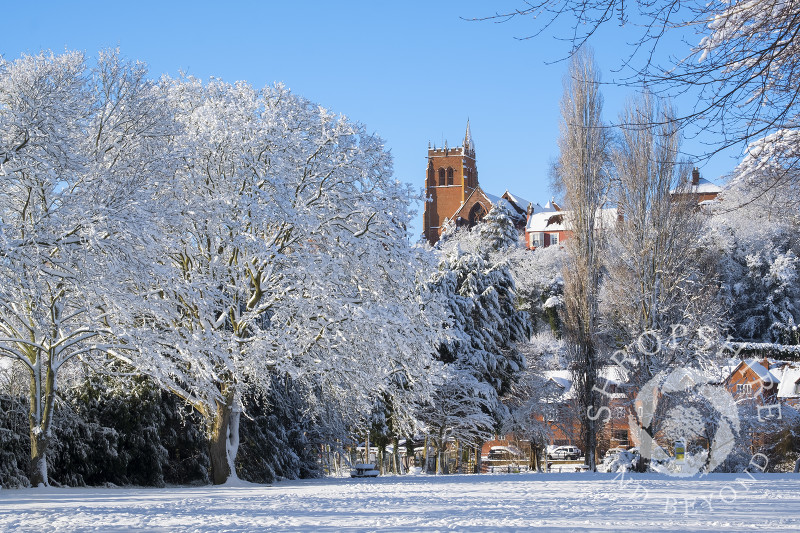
xmin=236 ymin=376 xmax=322 ymax=484
xmin=0 ymin=393 xmax=30 ymax=488
xmin=599 ymin=450 xmax=639 ymax=473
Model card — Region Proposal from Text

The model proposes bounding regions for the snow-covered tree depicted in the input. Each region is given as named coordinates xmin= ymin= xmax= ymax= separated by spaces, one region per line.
xmin=603 ymin=92 xmax=724 ymax=371
xmin=423 ymin=206 xmax=530 ymax=471
xmin=433 ymin=210 xmax=529 ymax=400
xmin=503 ymin=332 xmax=567 ymax=470
xmin=417 ymin=367 xmax=496 ymax=474
xmin=506 ymin=244 xmax=566 ymax=336
xmin=0 ymin=50 xmax=176 ymax=486
xmin=711 ymin=179 xmax=800 ymax=345
xmin=118 ymin=78 xmax=440 ymax=484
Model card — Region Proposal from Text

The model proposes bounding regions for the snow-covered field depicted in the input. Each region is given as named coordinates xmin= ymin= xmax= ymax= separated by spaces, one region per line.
xmin=1 ymin=472 xmax=799 ymax=532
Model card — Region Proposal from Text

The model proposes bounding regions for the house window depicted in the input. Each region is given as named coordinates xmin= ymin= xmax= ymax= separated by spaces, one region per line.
xmin=737 ymin=383 xmax=752 ymax=395
xmin=550 ymin=233 xmax=559 ymax=245
xmin=447 ymin=167 xmax=454 ymax=185
xmin=794 ymin=382 xmax=800 ymax=395
xmin=438 ymin=168 xmax=445 ymax=186
xmin=612 ymin=430 xmax=629 ymax=445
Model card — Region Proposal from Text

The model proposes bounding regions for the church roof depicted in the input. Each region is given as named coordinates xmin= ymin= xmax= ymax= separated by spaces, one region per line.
xmin=502 ymin=191 xmax=531 ymax=214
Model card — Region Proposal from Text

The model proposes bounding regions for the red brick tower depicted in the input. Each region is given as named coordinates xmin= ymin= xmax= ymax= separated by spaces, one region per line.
xmin=423 ymin=121 xmax=479 ymax=245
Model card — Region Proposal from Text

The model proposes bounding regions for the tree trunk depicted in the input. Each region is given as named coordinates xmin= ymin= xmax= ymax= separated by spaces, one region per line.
xmin=475 ymin=439 xmax=484 ymax=474
xmin=436 ymin=429 xmax=445 ymax=474
xmin=28 ymin=358 xmax=56 ymax=487
xmin=29 ymin=429 xmax=49 ymax=487
xmin=422 ymin=436 xmax=429 ymax=473
xmin=208 ymin=389 xmax=239 ymax=485
xmin=392 ymin=437 xmax=399 ymax=475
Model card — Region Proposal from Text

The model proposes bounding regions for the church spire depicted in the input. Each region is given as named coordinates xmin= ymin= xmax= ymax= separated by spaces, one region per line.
xmin=464 ymin=118 xmax=475 ymax=156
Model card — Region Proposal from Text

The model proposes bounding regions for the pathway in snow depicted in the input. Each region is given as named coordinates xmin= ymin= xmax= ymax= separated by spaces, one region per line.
xmin=1 ymin=472 xmax=799 ymax=531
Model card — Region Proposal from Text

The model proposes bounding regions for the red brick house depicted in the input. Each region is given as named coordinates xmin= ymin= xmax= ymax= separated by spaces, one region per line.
xmin=671 ymin=167 xmax=723 ymax=204
xmin=523 ymin=204 xmax=619 ymax=251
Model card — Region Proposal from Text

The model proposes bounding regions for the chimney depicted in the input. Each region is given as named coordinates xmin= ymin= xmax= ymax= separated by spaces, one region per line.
xmin=692 ymin=167 xmax=700 ymax=186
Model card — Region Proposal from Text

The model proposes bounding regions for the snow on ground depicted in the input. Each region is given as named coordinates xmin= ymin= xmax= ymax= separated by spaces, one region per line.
xmin=1 ymin=472 xmax=799 ymax=532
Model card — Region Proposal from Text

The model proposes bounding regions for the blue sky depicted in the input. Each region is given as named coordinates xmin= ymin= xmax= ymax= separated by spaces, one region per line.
xmin=3 ymin=1 xmax=739 ymax=240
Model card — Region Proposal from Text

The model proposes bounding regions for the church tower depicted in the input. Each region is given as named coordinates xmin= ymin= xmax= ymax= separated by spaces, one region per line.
xmin=423 ymin=120 xmax=479 ymax=245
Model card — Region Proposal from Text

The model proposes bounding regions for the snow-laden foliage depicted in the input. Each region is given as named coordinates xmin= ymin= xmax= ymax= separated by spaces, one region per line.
xmin=416 ymin=366 xmax=496 ymax=473
xmin=0 ymin=394 xmax=29 ymax=488
xmin=723 ymin=130 xmax=800 ymax=216
xmin=443 ymin=205 xmax=565 ymax=336
xmin=105 ymin=76 xmax=441 ymax=484
xmin=697 ymin=0 xmax=800 ymax=136
xmin=507 ymin=245 xmax=565 ymax=336
xmin=433 ymin=245 xmax=528 ymax=395
xmin=503 ymin=331 xmax=568 ymax=470
xmin=422 ymin=206 xmax=530 ymax=464
xmin=48 ymin=373 xmax=169 ymax=488
xmin=0 ymin=48 xmax=441 ymax=486
xmin=0 ymin=50 xmax=176 ymax=486
xmin=0 ymin=365 xmax=330 ymax=487
xmin=235 ymin=376 xmax=322 ymax=484
xmin=711 ymin=185 xmax=800 ymax=344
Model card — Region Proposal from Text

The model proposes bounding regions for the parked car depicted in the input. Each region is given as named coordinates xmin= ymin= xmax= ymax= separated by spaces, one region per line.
xmin=547 ymin=445 xmax=581 ymax=460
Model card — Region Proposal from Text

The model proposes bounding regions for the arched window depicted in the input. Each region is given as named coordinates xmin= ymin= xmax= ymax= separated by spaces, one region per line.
xmin=446 ymin=167 xmax=454 ymax=186
xmin=468 ymin=202 xmax=488 ymax=227
xmin=438 ymin=168 xmax=446 ymax=186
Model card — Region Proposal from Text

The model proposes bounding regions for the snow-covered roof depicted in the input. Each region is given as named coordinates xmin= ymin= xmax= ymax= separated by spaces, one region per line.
xmin=526 ymin=207 xmax=618 ymax=233
xmin=502 ymin=191 xmax=531 ymax=212
xmin=543 ymin=370 xmax=574 ymax=401
xmin=741 ymin=358 xmax=781 ymax=385
xmin=526 ymin=210 xmax=567 ymax=232
xmin=483 ymin=191 xmax=525 ymax=222
xmin=547 ymin=372 xmax=572 ymax=390
xmin=544 ymin=367 xmax=628 ymax=401
xmin=671 ymin=177 xmax=722 ymax=195
xmin=777 ymin=364 xmax=800 ymax=399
